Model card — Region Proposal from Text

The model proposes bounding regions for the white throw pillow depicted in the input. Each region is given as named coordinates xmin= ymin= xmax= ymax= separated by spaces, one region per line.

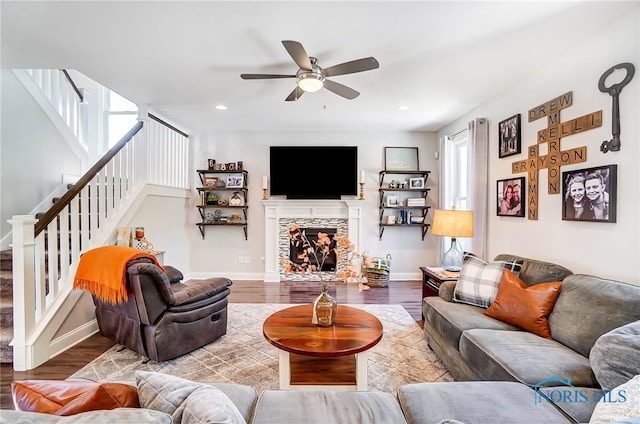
xmin=453 ymin=253 xmax=523 ymax=308
xmin=135 ymin=371 xmax=246 ymax=424
xmin=590 ymin=374 xmax=640 ymax=423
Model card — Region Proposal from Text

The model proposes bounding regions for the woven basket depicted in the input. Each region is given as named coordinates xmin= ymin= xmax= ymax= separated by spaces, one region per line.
xmin=364 ymin=254 xmax=392 ymax=288
xmin=364 ymin=270 xmax=389 ymax=287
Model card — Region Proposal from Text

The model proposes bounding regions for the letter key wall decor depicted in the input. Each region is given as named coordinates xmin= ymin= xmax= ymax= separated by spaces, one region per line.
xmin=512 ymin=91 xmax=602 ymax=220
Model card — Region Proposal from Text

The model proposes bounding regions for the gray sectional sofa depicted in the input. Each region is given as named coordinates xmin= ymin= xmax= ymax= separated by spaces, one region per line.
xmin=420 ymin=254 xmax=640 ymax=423
xmin=4 ymin=254 xmax=639 ymax=424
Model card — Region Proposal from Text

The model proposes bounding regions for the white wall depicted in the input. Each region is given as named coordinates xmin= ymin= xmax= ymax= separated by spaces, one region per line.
xmin=0 ymin=70 xmax=82 ymax=241
xmin=438 ymin=9 xmax=639 ymax=284
xmin=189 ymin=131 xmax=439 ymax=280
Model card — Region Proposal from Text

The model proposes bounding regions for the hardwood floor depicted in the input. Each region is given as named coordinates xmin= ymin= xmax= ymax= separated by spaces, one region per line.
xmin=0 ymin=279 xmax=423 ymax=409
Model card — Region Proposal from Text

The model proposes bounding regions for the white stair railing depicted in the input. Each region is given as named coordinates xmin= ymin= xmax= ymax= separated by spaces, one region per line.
xmin=25 ymin=69 xmax=87 ymax=147
xmin=10 ymin=113 xmax=190 ymax=371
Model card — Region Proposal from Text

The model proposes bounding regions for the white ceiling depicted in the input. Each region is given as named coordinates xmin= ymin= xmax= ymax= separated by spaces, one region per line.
xmin=1 ymin=1 xmax=635 ymax=134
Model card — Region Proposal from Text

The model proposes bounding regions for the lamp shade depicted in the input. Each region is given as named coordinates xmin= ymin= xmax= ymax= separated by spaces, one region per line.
xmin=431 ymin=209 xmax=474 ymax=238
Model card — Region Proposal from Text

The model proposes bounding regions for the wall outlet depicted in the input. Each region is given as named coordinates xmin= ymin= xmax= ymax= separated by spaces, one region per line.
xmin=260 ymin=256 xmax=265 ymax=263
xmin=238 ymin=256 xmax=244 ymax=264
xmin=243 ymin=256 xmax=251 ymax=264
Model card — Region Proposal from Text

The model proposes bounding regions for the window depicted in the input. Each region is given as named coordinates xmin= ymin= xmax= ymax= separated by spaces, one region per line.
xmin=442 ymin=130 xmax=471 ymax=252
xmin=105 ymin=91 xmax=138 ymax=149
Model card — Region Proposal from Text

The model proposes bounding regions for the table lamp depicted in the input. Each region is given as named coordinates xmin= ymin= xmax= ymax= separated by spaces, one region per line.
xmin=431 ymin=207 xmax=474 ymax=272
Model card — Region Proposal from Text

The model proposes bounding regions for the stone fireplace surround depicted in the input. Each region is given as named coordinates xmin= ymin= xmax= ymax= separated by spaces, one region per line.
xmin=262 ymin=200 xmax=363 ymax=282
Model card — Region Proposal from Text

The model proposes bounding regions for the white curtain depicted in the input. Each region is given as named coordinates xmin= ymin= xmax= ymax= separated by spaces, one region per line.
xmin=439 ymin=118 xmax=488 ymax=259
xmin=467 ymin=118 xmax=489 ymax=258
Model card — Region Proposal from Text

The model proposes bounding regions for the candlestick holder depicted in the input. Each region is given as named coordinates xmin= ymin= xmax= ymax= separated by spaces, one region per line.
xmin=262 ymin=188 xmax=268 ymax=200
xmin=359 ymin=182 xmax=365 ymax=200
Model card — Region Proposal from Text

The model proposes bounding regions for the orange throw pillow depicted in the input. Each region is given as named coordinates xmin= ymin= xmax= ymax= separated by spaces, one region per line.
xmin=11 ymin=380 xmax=139 ymax=415
xmin=485 ymin=270 xmax=562 ymax=339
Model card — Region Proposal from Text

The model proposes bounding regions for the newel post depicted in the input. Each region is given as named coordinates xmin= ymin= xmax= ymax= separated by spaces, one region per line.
xmin=9 ymin=215 xmax=38 ymax=371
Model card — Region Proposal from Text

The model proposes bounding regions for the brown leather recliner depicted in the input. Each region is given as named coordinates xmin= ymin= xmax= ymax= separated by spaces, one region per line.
xmin=92 ymin=262 xmax=232 ymax=362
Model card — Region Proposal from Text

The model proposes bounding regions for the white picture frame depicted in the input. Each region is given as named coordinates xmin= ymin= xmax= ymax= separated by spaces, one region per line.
xmin=226 ymin=174 xmax=244 ymax=189
xmin=385 ymin=195 xmax=399 ymax=207
xmin=409 ymin=177 xmax=425 ymax=189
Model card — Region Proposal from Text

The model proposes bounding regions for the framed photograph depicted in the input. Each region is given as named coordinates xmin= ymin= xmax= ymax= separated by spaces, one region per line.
xmin=226 ymin=174 xmax=244 ymax=189
xmin=497 ymin=177 xmax=525 ymax=217
xmin=384 ymin=147 xmax=419 ymax=171
xmin=409 ymin=177 xmax=425 ymax=189
xmin=498 ymin=114 xmax=521 ymax=158
xmin=562 ymin=165 xmax=616 ymax=222
xmin=203 ymin=176 xmax=218 ymax=187
xmin=385 ymin=195 xmax=399 ymax=207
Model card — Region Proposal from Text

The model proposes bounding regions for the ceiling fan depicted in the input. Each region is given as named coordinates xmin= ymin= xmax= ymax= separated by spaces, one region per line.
xmin=240 ymin=40 xmax=379 ymax=101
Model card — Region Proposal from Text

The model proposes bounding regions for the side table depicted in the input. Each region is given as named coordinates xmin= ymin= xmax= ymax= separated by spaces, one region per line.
xmin=419 ymin=266 xmax=460 ymax=319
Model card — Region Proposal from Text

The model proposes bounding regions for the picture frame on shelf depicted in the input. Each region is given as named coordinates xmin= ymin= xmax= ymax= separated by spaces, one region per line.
xmin=498 ymin=114 xmax=521 ymax=158
xmin=384 ymin=147 xmax=419 ymax=171
xmin=562 ymin=164 xmax=616 ymax=223
xmin=409 ymin=177 xmax=425 ymax=189
xmin=203 ymin=176 xmax=218 ymax=187
xmin=497 ymin=177 xmax=525 ymax=217
xmin=226 ymin=174 xmax=244 ymax=189
xmin=385 ymin=195 xmax=399 ymax=207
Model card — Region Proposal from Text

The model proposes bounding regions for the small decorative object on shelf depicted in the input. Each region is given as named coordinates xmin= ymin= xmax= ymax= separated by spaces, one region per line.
xmin=312 ymin=284 xmax=337 ymax=326
xmin=134 ymin=227 xmax=145 ymax=239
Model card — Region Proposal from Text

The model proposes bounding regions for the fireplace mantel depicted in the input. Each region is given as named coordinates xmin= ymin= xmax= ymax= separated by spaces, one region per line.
xmin=262 ymin=199 xmax=363 ymax=282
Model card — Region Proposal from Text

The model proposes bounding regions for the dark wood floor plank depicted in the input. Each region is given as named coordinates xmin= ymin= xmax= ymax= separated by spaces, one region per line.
xmin=1 ymin=279 xmax=423 ymax=410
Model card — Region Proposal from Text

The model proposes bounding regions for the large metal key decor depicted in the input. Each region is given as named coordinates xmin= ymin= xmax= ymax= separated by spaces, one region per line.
xmin=598 ymin=62 xmax=635 ymax=153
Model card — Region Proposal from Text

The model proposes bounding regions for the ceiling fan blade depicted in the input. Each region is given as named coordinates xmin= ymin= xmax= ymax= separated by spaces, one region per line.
xmin=323 ymin=57 xmax=379 ymax=77
xmin=282 ymin=40 xmax=312 ymax=71
xmin=323 ymin=80 xmax=360 ymax=100
xmin=285 ymin=86 xmax=304 ymax=102
xmin=240 ymin=74 xmax=295 ymax=79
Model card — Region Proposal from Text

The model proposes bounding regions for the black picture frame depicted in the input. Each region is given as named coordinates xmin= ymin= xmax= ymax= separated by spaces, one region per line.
xmin=562 ymin=165 xmax=617 ymax=223
xmin=497 ymin=177 xmax=525 ymax=217
xmin=498 ymin=114 xmax=521 ymax=158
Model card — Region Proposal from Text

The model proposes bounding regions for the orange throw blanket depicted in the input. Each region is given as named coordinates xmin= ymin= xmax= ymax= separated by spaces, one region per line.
xmin=73 ymin=246 xmax=164 ymax=304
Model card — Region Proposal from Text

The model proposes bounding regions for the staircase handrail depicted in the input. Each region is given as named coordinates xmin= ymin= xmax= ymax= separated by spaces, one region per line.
xmin=60 ymin=69 xmax=84 ymax=102
xmin=34 ymin=120 xmax=143 ymax=236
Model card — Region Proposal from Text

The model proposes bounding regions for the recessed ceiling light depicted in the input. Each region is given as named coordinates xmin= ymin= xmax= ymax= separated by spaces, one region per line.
xmin=398 ymin=105 xmax=410 ymax=111
xmin=215 ymin=105 xmax=227 ymax=111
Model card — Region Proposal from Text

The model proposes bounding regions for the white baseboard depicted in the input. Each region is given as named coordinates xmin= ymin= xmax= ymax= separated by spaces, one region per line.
xmin=48 ymin=319 xmax=99 ymax=360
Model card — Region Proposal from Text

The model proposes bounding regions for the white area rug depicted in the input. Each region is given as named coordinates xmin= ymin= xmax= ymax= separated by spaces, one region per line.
xmin=70 ymin=303 xmax=452 ymax=394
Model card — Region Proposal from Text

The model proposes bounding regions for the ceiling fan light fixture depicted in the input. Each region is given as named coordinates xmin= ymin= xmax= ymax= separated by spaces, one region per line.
xmin=297 ymin=72 xmax=325 ymax=92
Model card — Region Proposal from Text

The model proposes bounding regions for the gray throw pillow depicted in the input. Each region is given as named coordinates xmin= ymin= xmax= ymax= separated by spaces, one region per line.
xmin=590 ymin=320 xmax=640 ymax=391
xmin=135 ymin=371 xmax=246 ymax=424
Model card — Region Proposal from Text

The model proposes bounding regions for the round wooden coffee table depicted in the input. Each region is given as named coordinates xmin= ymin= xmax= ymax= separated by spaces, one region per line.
xmin=263 ymin=304 xmax=383 ymax=391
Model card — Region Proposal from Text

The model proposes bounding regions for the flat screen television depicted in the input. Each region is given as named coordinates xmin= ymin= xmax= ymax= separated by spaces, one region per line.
xmin=270 ymin=146 xmax=358 ymax=199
